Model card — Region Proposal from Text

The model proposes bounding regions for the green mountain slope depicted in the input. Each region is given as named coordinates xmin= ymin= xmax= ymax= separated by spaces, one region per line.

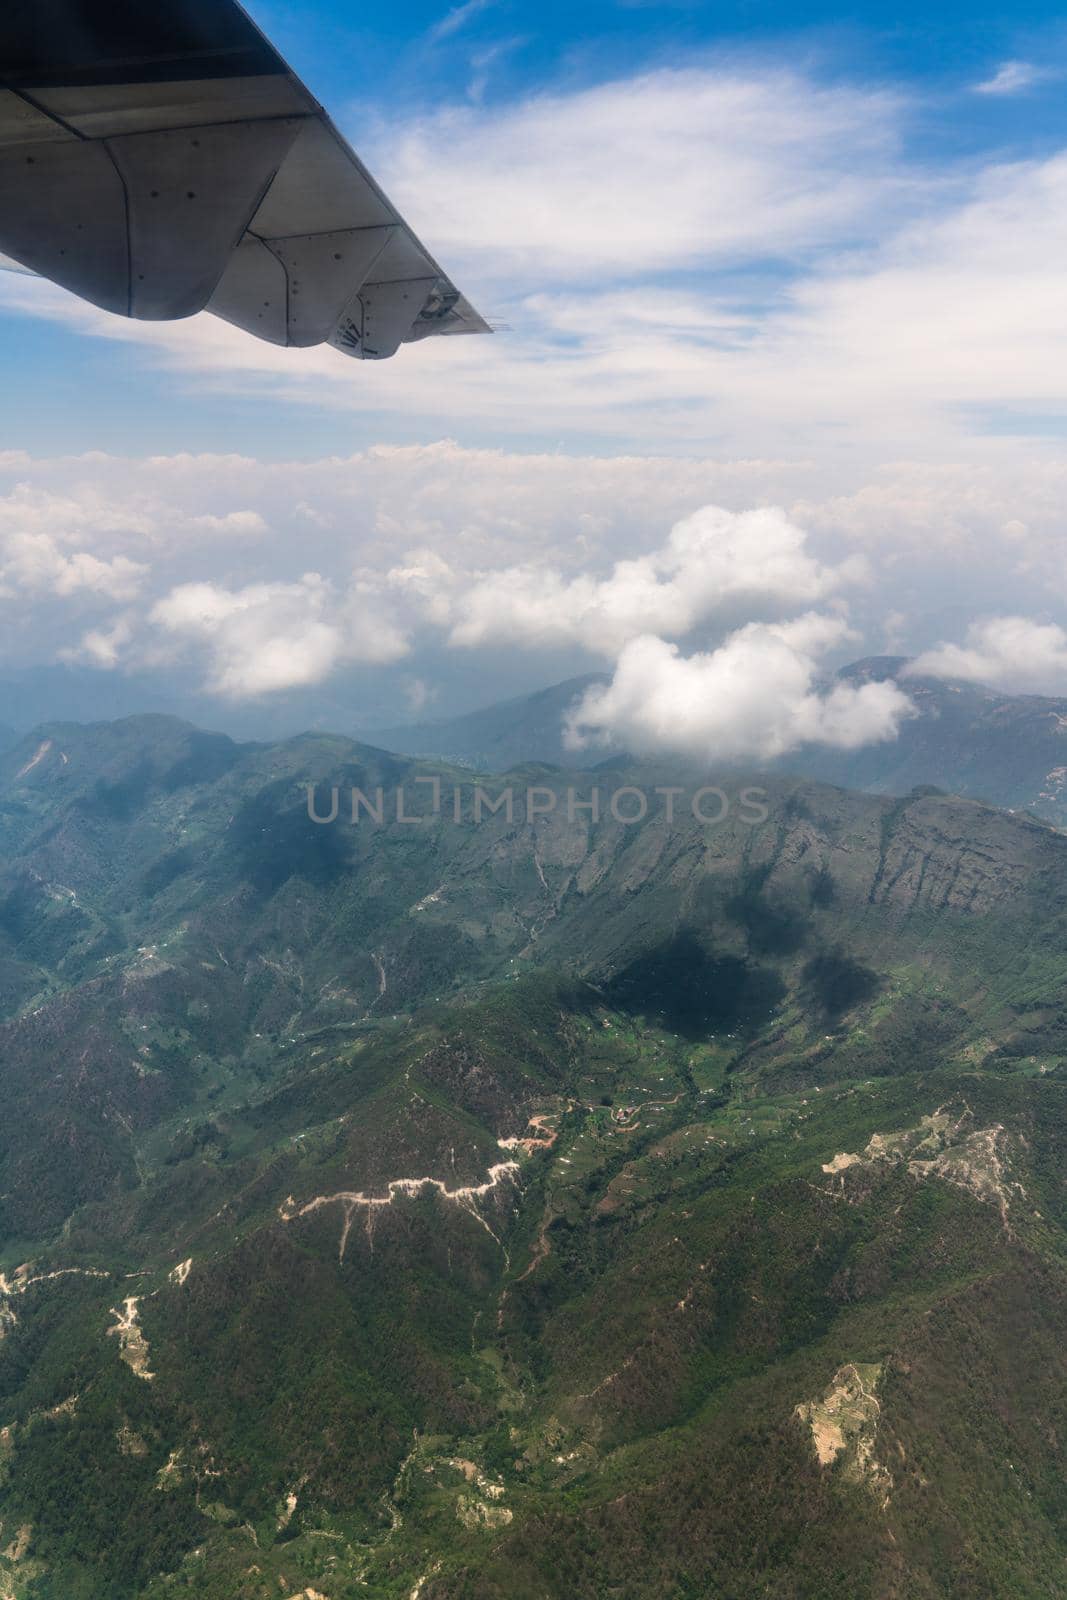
xmin=0 ymin=717 xmax=1064 ymax=1598
xmin=370 ymin=674 xmax=609 ymax=770
xmin=798 ymin=657 xmax=1067 ymax=823
xmin=370 ymin=659 xmax=1067 ymax=827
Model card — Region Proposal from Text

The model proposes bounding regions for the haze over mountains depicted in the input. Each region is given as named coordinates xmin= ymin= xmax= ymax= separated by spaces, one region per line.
xmin=372 ymin=673 xmax=611 ymax=772
xmin=7 ymin=655 xmax=1067 ymax=834
xmin=375 ymin=657 xmax=1067 ymax=827
xmin=0 ymin=711 xmax=1064 ymax=1596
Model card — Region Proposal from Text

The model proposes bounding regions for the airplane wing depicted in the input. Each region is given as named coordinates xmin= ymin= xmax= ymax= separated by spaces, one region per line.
xmin=0 ymin=0 xmax=490 ymax=359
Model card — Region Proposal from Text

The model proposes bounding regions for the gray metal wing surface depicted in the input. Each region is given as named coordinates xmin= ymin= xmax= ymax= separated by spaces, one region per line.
xmin=0 ymin=0 xmax=489 ymax=360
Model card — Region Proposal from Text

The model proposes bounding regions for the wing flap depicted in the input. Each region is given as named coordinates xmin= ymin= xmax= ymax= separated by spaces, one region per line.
xmin=112 ymin=117 xmax=302 ymax=319
xmin=208 ymin=233 xmax=291 ymax=345
xmin=330 ymin=276 xmax=437 ymax=361
xmin=263 ymin=226 xmax=394 ymax=347
xmin=246 ymin=117 xmax=396 ymax=238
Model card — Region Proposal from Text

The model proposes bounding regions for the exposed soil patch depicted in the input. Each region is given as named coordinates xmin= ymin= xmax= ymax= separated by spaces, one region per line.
xmin=823 ymin=1104 xmax=1022 ymax=1222
xmin=796 ymin=1362 xmax=891 ymax=1506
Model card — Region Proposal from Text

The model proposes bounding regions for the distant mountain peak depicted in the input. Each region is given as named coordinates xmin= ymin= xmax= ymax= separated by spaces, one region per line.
xmin=835 ymin=655 xmax=912 ymax=683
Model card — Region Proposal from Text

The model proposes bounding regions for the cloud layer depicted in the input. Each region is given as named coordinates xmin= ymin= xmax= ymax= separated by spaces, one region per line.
xmin=910 ymin=616 xmax=1067 ymax=694
xmin=3 ymin=444 xmax=1067 ymax=733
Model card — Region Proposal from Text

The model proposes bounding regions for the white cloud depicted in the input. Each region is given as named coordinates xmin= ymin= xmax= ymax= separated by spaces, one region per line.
xmin=403 ymin=676 xmax=437 ymax=715
xmin=909 ymin=616 xmax=1067 ymax=693
xmin=973 ymin=61 xmax=1049 ymax=96
xmin=0 ymin=481 xmax=155 ymax=547
xmin=4 ymin=443 xmax=1067 ymax=723
xmin=149 ymin=575 xmax=408 ymax=697
xmin=565 ymin=614 xmax=914 ymax=762
xmin=372 ymin=67 xmax=908 ymax=282
xmin=0 ymin=529 xmax=146 ymax=600
xmin=61 ymin=618 xmax=134 ymax=669
xmin=444 ymin=504 xmax=857 ymax=654
xmin=427 ymin=0 xmax=494 ymax=43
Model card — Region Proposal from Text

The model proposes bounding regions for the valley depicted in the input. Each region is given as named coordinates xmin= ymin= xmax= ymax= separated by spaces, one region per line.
xmin=0 ymin=716 xmax=1063 ymax=1597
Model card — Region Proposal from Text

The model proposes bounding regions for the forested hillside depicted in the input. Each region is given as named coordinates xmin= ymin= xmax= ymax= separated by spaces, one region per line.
xmin=0 ymin=716 xmax=1063 ymax=1598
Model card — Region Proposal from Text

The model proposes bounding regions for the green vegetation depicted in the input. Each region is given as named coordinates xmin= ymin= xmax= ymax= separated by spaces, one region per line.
xmin=0 ymin=717 xmax=1064 ymax=1596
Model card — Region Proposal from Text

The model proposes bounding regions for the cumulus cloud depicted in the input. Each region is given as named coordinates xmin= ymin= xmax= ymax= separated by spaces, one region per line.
xmin=149 ymin=575 xmax=408 ymax=697
xmin=909 ymin=616 xmax=1067 ymax=693
xmin=445 ymin=505 xmax=857 ymax=654
xmin=0 ymin=482 xmax=155 ymax=544
xmin=5 ymin=446 xmax=1067 ymax=719
xmin=0 ymin=432 xmax=1065 ymax=764
xmin=3 ymin=449 xmax=868 ymax=699
xmin=0 ymin=530 xmax=146 ymax=600
xmin=0 ymin=479 xmax=153 ymax=601
xmin=565 ymin=614 xmax=914 ymax=762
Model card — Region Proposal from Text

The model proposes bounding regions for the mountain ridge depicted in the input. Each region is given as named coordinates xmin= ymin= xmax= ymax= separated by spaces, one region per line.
xmin=0 ymin=714 xmax=1063 ymax=1597
xmin=371 ymin=657 xmax=1067 ymax=826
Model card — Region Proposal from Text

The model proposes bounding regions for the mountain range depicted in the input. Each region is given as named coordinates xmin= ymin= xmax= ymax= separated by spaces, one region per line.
xmin=0 ymin=712 xmax=1063 ymax=1596
xmin=374 ymin=656 xmax=1067 ymax=827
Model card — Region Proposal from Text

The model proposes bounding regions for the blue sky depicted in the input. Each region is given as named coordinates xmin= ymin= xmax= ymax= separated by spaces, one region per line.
xmin=257 ymin=0 xmax=1065 ymax=114
xmin=4 ymin=0 xmax=1067 ymax=457
xmin=4 ymin=0 xmax=1067 ymax=750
